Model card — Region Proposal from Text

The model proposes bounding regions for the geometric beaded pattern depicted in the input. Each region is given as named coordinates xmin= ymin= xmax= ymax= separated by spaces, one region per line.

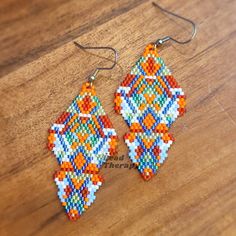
xmin=48 ymin=82 xmax=118 ymax=220
xmin=114 ymin=44 xmax=186 ymax=181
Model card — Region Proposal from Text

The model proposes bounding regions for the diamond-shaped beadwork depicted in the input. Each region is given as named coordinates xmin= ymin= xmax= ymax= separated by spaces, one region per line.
xmin=48 ymin=82 xmax=117 ymax=220
xmin=115 ymin=44 xmax=186 ymax=180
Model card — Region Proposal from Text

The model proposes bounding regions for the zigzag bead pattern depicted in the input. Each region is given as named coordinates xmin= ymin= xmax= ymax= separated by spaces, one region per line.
xmin=115 ymin=44 xmax=186 ymax=181
xmin=48 ymin=82 xmax=118 ymax=220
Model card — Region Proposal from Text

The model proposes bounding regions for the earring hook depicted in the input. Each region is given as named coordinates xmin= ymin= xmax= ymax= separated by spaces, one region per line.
xmin=152 ymin=2 xmax=197 ymax=46
xmin=74 ymin=41 xmax=118 ymax=82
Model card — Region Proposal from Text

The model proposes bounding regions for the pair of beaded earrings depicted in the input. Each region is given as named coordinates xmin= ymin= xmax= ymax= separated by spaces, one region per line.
xmin=47 ymin=2 xmax=196 ymax=221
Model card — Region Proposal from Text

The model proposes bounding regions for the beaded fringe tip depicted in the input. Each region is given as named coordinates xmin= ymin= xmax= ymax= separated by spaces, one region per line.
xmin=48 ymin=82 xmax=118 ymax=220
xmin=115 ymin=44 xmax=186 ymax=180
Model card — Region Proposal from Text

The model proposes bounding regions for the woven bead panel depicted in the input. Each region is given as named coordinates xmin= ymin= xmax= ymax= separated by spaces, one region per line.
xmin=48 ymin=82 xmax=118 ymax=220
xmin=115 ymin=44 xmax=186 ymax=180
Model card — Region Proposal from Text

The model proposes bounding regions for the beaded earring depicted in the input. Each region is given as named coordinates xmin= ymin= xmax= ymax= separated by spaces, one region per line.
xmin=48 ymin=42 xmax=118 ymax=220
xmin=115 ymin=2 xmax=197 ymax=180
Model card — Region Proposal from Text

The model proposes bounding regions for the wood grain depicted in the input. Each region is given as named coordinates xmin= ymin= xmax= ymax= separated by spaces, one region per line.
xmin=0 ymin=0 xmax=236 ymax=235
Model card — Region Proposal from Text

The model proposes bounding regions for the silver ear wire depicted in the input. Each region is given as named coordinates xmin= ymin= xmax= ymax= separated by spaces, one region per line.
xmin=74 ymin=41 xmax=118 ymax=82
xmin=152 ymin=2 xmax=197 ymax=46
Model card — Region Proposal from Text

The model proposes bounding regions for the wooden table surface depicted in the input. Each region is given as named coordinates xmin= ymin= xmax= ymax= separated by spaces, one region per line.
xmin=0 ymin=0 xmax=236 ymax=235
